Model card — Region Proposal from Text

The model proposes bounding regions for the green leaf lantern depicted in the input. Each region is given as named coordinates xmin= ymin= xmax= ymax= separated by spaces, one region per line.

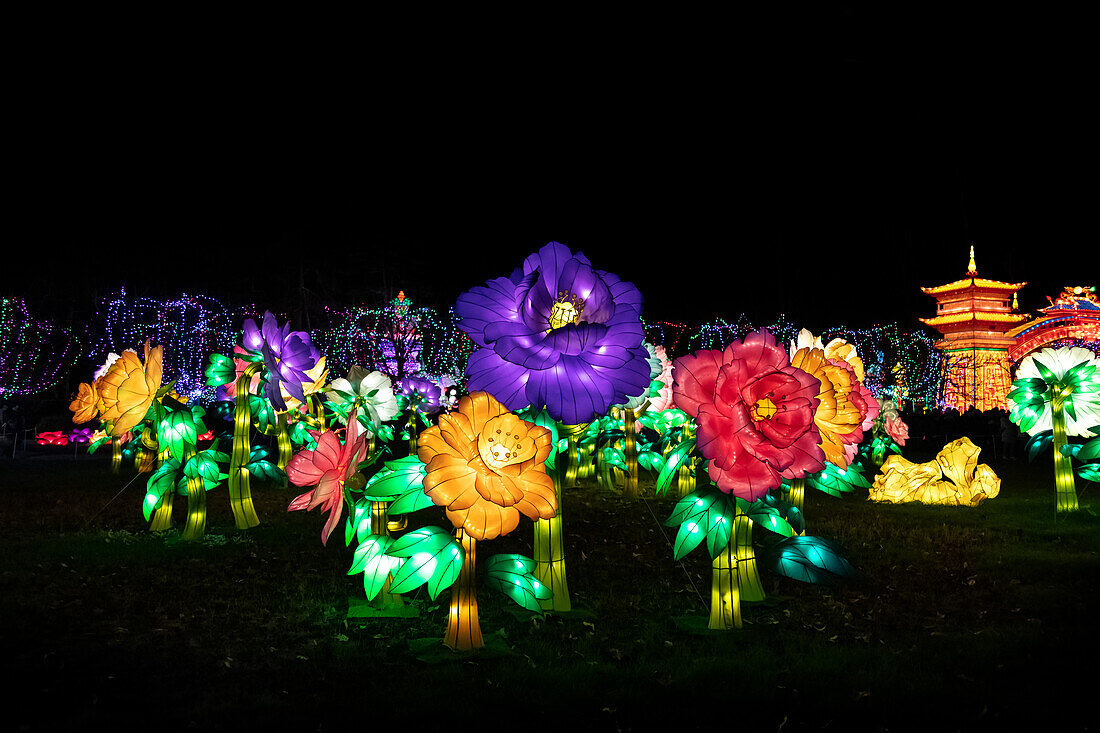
xmin=1008 ymin=347 xmax=1100 ymax=513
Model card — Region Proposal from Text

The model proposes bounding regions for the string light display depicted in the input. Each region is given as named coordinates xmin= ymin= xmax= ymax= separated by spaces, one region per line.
xmin=0 ymin=296 xmax=81 ymax=398
xmin=677 ymin=315 xmax=943 ymax=409
xmin=640 ymin=319 xmax=693 ymax=356
xmin=86 ymin=289 xmax=256 ymax=403
xmin=315 ymin=294 xmax=472 ymax=387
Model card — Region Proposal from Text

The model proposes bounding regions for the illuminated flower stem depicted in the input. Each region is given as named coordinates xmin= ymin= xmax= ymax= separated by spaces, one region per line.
xmin=788 ymin=477 xmax=806 ymax=535
xmin=872 ymin=440 xmax=887 ymax=467
xmin=580 ymin=442 xmax=595 ymax=480
xmin=136 ymin=431 xmax=158 ymax=474
xmin=148 ymin=440 xmax=174 ymax=531
xmin=534 ymin=467 xmax=572 ymax=612
xmin=709 ymin=534 xmax=742 ymax=630
xmin=110 ymin=438 xmax=122 ymax=474
xmin=445 ymin=528 xmax=483 ymax=651
xmin=708 ymin=506 xmax=764 ymax=628
xmin=677 ymin=459 xmax=696 ymax=497
xmin=735 ymin=506 xmax=766 ymax=601
xmin=308 ymin=394 xmax=326 ymax=430
xmin=598 ymin=448 xmax=617 ymax=492
xmin=564 ymin=425 xmax=583 ymax=485
xmin=622 ymin=408 xmax=639 ymax=498
xmin=676 ymin=423 xmax=697 ymax=497
xmin=181 ymin=442 xmax=207 ymax=541
xmin=407 ymin=412 xmax=418 ymax=456
xmin=229 ymin=363 xmax=263 ymax=530
xmin=533 ymin=421 xmax=586 ymax=612
xmin=1051 ymin=392 xmax=1079 ymax=513
xmin=369 ymin=501 xmax=404 ymax=610
xmin=276 ymin=412 xmax=292 ymax=488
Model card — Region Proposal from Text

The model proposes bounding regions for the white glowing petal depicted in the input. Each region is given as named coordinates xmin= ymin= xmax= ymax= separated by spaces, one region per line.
xmin=1016 ymin=347 xmax=1100 ymax=437
xmin=789 ymin=328 xmax=823 ymax=358
xmin=94 ymin=352 xmax=122 ymax=380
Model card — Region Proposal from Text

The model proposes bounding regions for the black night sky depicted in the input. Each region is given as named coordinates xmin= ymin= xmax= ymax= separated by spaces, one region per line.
xmin=9 ymin=7 xmax=1090 ymax=338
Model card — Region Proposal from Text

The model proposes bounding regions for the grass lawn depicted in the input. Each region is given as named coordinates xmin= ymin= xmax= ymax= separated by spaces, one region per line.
xmin=1 ymin=442 xmax=1097 ymax=732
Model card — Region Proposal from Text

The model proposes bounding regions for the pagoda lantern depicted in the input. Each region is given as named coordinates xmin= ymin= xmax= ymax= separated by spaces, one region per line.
xmin=920 ymin=245 xmax=1028 ymax=412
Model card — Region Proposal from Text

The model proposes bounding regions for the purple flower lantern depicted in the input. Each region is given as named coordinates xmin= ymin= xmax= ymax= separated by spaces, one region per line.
xmin=397 ymin=375 xmax=443 ymax=415
xmin=456 ymin=241 xmax=650 ymax=426
xmin=242 ymin=312 xmax=320 ymax=412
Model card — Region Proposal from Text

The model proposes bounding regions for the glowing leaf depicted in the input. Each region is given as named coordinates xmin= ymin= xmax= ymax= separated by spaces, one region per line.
xmin=349 ymin=534 xmax=405 ymax=600
xmin=637 ymin=450 xmax=663 ymax=471
xmin=1077 ymin=437 xmax=1100 ymax=462
xmin=602 ymin=446 xmax=627 ymax=471
xmin=517 ymin=408 xmax=559 ymax=469
xmin=484 ymin=554 xmax=552 ymax=612
xmin=387 ymin=483 xmax=435 ymax=515
xmin=143 ymin=458 xmax=181 ymax=521
xmin=386 ymin=526 xmax=464 ymax=599
xmin=741 ymin=497 xmax=797 ymax=537
xmin=364 ymin=456 xmax=427 ymax=501
xmin=244 ymin=458 xmax=285 ymax=485
xmin=806 ymin=462 xmax=871 ymax=497
xmin=762 ymin=535 xmax=856 ymax=584
xmin=1076 ymin=464 xmax=1100 ymax=482
xmin=204 ymin=353 xmax=237 ymax=387
xmin=666 ymin=485 xmax=729 ymax=560
xmin=1026 ymin=431 xmax=1053 ymax=462
xmin=247 ymin=395 xmax=278 ymax=435
xmin=655 ymin=438 xmax=696 ymax=497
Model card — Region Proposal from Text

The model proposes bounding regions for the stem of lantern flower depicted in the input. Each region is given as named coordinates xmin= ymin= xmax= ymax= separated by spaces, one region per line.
xmin=677 ymin=459 xmax=697 ymax=497
xmin=872 ymin=438 xmax=887 ymax=468
xmin=1051 ymin=392 xmax=1079 ymax=513
xmin=368 ymin=501 xmax=404 ymax=610
xmin=229 ymin=363 xmax=263 ymax=530
xmin=110 ymin=437 xmax=121 ymax=474
xmin=709 ymin=531 xmax=742 ymax=630
xmin=444 ymin=528 xmax=483 ymax=651
xmin=148 ymin=437 xmax=173 ymax=530
xmin=676 ymin=423 xmax=697 ymax=497
xmin=580 ymin=441 xmax=595 ymax=480
xmin=534 ymin=464 xmax=571 ymax=612
xmin=275 ymin=412 xmax=292 ymax=488
xmin=598 ymin=445 xmax=617 ymax=492
xmin=307 ymin=394 xmax=326 ymax=430
xmin=788 ymin=477 xmax=806 ymax=535
xmin=407 ymin=411 xmax=418 ymax=456
xmin=564 ymin=426 xmax=582 ymax=486
xmin=735 ymin=504 xmax=766 ymax=602
xmin=623 ymin=408 xmax=639 ymax=498
xmin=181 ymin=440 xmax=207 ymax=541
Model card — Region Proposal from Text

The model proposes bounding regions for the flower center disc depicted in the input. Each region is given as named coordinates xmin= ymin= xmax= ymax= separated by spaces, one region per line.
xmin=478 ymin=414 xmax=537 ymax=469
xmin=548 ymin=292 xmax=583 ymax=330
xmin=751 ymin=396 xmax=779 ymax=422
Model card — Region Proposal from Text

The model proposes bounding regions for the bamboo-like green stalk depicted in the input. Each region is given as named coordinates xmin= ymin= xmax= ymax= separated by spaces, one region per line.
xmin=444 ymin=529 xmax=482 ymax=651
xmin=788 ymin=477 xmax=806 ymax=535
xmin=709 ymin=533 xmax=742 ymax=630
xmin=1051 ymin=390 xmax=1079 ymax=513
xmin=563 ymin=424 xmax=583 ymax=485
xmin=110 ymin=438 xmax=122 ymax=474
xmin=622 ymin=408 xmax=639 ymax=498
xmin=228 ymin=363 xmax=263 ymax=529
xmin=276 ymin=412 xmax=292 ymax=488
xmin=181 ymin=442 xmax=207 ymax=541
xmin=368 ymin=501 xmax=404 ymax=610
xmin=148 ymin=437 xmax=173 ymax=530
xmin=534 ymin=461 xmax=571 ymax=611
xmin=735 ymin=505 xmax=765 ymax=601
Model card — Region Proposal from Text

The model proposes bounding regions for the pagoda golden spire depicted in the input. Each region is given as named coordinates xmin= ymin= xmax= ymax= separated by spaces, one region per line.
xmin=967 ymin=243 xmax=977 ymax=276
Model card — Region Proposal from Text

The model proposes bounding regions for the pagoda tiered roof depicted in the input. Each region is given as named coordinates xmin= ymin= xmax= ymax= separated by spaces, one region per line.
xmin=920 ymin=276 xmax=1027 ymax=296
xmin=920 ymin=311 xmax=1029 ymax=328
